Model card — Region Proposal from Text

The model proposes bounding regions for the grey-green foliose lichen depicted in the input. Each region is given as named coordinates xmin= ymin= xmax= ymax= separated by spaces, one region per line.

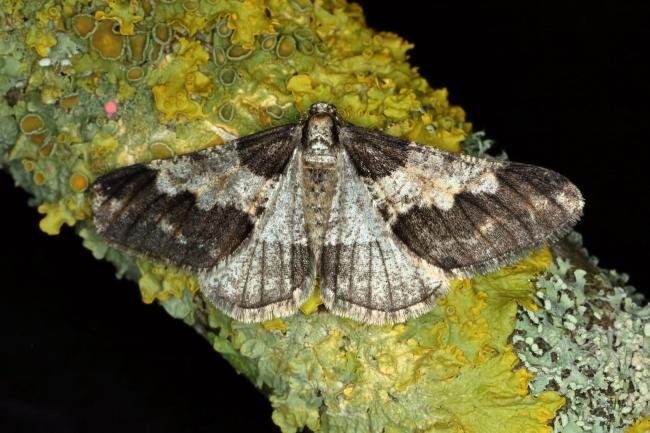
xmin=515 ymin=233 xmax=650 ymax=433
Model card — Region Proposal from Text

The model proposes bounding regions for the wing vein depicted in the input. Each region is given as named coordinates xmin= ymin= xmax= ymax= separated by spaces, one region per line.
xmin=429 ymin=205 xmax=474 ymax=259
xmin=278 ymin=242 xmax=285 ymax=301
xmin=367 ymin=242 xmax=373 ymax=311
xmin=168 ymin=197 xmax=204 ymax=263
xmin=289 ymin=162 xmax=297 ymax=296
xmin=459 ymin=194 xmax=520 ymax=244
xmin=489 ymin=193 xmax=536 ymax=238
xmin=495 ymin=174 xmax=541 ymax=219
xmin=347 ymin=242 xmax=357 ymax=301
xmin=454 ymin=196 xmax=498 ymax=254
xmin=122 ymin=193 xmax=167 ymax=243
xmin=376 ymin=240 xmax=394 ymax=312
xmin=260 ymin=241 xmax=266 ymax=307
xmin=505 ymin=168 xmax=565 ymax=211
xmin=239 ymin=237 xmax=259 ymax=307
xmin=114 ymin=174 xmax=158 ymax=226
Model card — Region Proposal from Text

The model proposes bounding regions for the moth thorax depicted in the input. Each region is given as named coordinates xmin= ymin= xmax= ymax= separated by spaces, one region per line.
xmin=302 ymin=113 xmax=338 ymax=168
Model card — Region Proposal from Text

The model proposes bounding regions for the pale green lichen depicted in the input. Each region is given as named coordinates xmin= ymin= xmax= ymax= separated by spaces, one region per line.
xmin=1 ymin=1 xmax=647 ymax=432
xmin=514 ymin=234 xmax=650 ymax=433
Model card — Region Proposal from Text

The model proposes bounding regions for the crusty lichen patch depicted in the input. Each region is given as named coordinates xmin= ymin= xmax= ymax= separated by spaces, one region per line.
xmin=3 ymin=1 xmax=646 ymax=432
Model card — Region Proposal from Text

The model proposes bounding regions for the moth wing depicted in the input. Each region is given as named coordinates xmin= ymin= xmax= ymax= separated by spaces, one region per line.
xmin=340 ymin=125 xmax=584 ymax=277
xmin=199 ymin=149 xmax=315 ymax=321
xmin=320 ymin=150 xmax=449 ymax=325
xmin=91 ymin=123 xmax=299 ymax=270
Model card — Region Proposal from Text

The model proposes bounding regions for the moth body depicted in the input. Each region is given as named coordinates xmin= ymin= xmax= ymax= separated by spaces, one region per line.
xmin=301 ymin=105 xmax=341 ymax=269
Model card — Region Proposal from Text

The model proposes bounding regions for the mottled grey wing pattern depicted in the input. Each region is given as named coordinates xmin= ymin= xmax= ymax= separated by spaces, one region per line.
xmin=91 ymin=123 xmax=299 ymax=270
xmin=199 ymin=150 xmax=314 ymax=321
xmin=320 ymin=151 xmax=449 ymax=324
xmin=91 ymin=102 xmax=584 ymax=325
xmin=340 ymin=125 xmax=584 ymax=277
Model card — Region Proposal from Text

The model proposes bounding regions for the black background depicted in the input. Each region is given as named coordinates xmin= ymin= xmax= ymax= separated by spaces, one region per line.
xmin=2 ymin=2 xmax=649 ymax=432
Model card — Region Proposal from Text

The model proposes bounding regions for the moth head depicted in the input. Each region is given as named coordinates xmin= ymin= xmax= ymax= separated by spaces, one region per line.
xmin=308 ymin=102 xmax=338 ymax=117
xmin=305 ymin=102 xmax=341 ymax=134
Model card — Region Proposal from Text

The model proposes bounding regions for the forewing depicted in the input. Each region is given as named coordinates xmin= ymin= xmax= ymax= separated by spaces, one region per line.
xmin=340 ymin=125 xmax=584 ymax=276
xmin=91 ymin=123 xmax=299 ymax=270
xmin=320 ymin=151 xmax=449 ymax=325
xmin=199 ymin=150 xmax=315 ymax=322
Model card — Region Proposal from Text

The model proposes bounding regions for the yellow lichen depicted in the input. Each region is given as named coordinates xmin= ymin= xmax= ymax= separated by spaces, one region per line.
xmin=19 ymin=114 xmax=45 ymax=135
xmin=149 ymin=141 xmax=173 ymax=159
xmin=35 ymin=3 xmax=64 ymax=31
xmin=69 ymin=172 xmax=89 ymax=192
xmin=276 ymin=35 xmax=296 ymax=58
xmin=38 ymin=140 xmax=55 ymax=158
xmin=299 ymin=287 xmax=323 ymax=316
xmin=72 ymin=14 xmax=96 ymax=38
xmin=435 ymin=351 xmax=565 ymax=433
xmin=149 ymin=38 xmax=212 ymax=122
xmin=221 ymin=0 xmax=277 ymax=49
xmin=184 ymin=71 xmax=212 ymax=96
xmin=33 ymin=171 xmax=46 ymax=186
xmin=151 ymin=87 xmax=202 ymax=122
xmin=22 ymin=159 xmax=35 ymax=172
xmin=226 ymin=45 xmax=252 ymax=61
xmin=180 ymin=0 xmax=198 ymax=12
xmin=140 ymin=0 xmax=153 ymax=16
xmin=60 ymin=94 xmax=80 ymax=109
xmin=626 ymin=417 xmax=650 ymax=433
xmin=261 ymin=34 xmax=278 ymax=50
xmin=218 ymin=67 xmax=237 ymax=86
xmin=172 ymin=12 xmax=207 ymax=36
xmin=90 ymin=20 xmax=124 ymax=60
xmin=31 ymin=132 xmax=49 ymax=146
xmin=382 ymin=90 xmax=420 ymax=120
xmin=89 ymin=131 xmax=119 ymax=173
xmin=37 ymin=197 xmax=91 ymax=235
xmin=126 ymin=66 xmax=144 ymax=82
xmin=147 ymin=40 xmax=163 ymax=63
xmin=26 ymin=26 xmax=57 ymax=57
xmin=127 ymin=33 xmax=148 ymax=62
xmin=474 ymin=248 xmax=553 ymax=352
xmin=95 ymin=0 xmax=144 ymax=35
xmin=56 ymin=132 xmax=70 ymax=144
xmin=152 ymin=23 xmax=171 ymax=45
xmin=136 ymin=260 xmax=199 ymax=304
xmin=117 ymin=79 xmax=136 ymax=101
xmin=262 ymin=318 xmax=288 ymax=332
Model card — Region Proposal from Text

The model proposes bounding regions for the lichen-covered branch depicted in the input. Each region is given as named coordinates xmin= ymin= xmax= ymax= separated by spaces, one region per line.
xmin=1 ymin=1 xmax=648 ymax=432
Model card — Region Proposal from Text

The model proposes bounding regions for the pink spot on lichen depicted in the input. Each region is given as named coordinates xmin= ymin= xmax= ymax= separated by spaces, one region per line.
xmin=104 ymin=100 xmax=118 ymax=118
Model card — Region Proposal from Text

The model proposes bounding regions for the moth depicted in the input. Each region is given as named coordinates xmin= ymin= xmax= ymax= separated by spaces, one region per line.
xmin=91 ymin=102 xmax=583 ymax=324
